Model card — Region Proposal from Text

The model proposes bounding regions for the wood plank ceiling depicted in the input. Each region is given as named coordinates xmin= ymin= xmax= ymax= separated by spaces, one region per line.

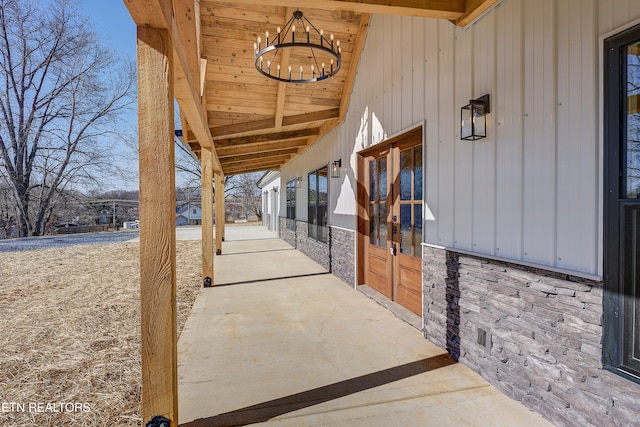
xmin=177 ymin=0 xmax=500 ymax=176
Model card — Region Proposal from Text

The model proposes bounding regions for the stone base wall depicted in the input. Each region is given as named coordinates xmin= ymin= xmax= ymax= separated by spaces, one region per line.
xmin=329 ymin=227 xmax=355 ymax=287
xmin=296 ymin=221 xmax=330 ymax=271
xmin=422 ymin=246 xmax=640 ymax=426
xmin=278 ymin=217 xmax=296 ymax=247
xmin=277 ymin=218 xmax=355 ymax=286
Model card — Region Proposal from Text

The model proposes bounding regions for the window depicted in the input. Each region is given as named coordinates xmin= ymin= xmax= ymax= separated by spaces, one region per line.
xmin=308 ymin=166 xmax=328 ymax=243
xmin=286 ymin=179 xmax=296 ymax=231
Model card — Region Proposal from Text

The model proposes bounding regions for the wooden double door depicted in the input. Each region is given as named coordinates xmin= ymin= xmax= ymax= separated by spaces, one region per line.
xmin=360 ymin=128 xmax=423 ymax=315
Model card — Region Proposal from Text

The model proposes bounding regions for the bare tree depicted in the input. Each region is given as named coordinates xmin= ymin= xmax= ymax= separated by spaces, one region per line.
xmin=0 ymin=0 xmax=135 ymax=236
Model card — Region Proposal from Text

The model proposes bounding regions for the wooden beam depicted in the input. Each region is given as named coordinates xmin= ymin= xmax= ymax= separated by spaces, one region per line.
xmin=136 ymin=24 xmax=178 ymax=425
xmin=202 ymin=0 xmax=465 ymax=20
xmin=274 ymin=7 xmax=295 ymax=129
xmin=215 ymin=138 xmax=308 ymax=156
xmin=210 ymin=118 xmax=276 ymax=138
xmin=281 ymin=108 xmax=340 ymax=126
xmin=125 ymin=0 xmax=222 ymax=173
xmin=221 ymin=153 xmax=293 ymax=166
xmin=224 ymin=162 xmax=284 ymax=175
xmin=218 ymin=147 xmax=299 ymax=160
xmin=340 ymin=14 xmax=369 ymax=120
xmin=456 ymin=0 xmax=501 ymax=26
xmin=215 ymin=128 xmax=319 ymax=147
xmin=215 ymin=173 xmax=225 ymax=255
xmin=201 ymin=147 xmax=214 ymax=282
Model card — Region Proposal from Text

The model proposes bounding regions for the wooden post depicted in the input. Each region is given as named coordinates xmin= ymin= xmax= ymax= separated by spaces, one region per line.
xmin=137 ymin=26 xmax=178 ymax=424
xmin=215 ymin=173 xmax=225 ymax=255
xmin=201 ymin=147 xmax=214 ymax=283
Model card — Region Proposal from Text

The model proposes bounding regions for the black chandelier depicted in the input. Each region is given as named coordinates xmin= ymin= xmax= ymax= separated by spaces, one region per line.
xmin=253 ymin=10 xmax=342 ymax=83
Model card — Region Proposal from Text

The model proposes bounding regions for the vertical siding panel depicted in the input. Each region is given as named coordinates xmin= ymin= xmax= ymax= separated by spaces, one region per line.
xmin=556 ymin=0 xmax=599 ymax=273
xmin=495 ymin=0 xmax=524 ymax=260
xmin=412 ymin=17 xmax=425 ymax=125
xmin=522 ymin=0 xmax=556 ymax=266
xmin=401 ymin=16 xmax=413 ymax=129
xmin=371 ymin=15 xmax=383 ymax=145
xmin=425 ymin=19 xmax=442 ymax=245
xmin=471 ymin=12 xmax=496 ymax=254
xmin=453 ymin=25 xmax=473 ymax=251
xmin=437 ymin=20 xmax=456 ymax=247
xmin=392 ymin=15 xmax=402 ymax=133
xmin=382 ymin=15 xmax=393 ymax=135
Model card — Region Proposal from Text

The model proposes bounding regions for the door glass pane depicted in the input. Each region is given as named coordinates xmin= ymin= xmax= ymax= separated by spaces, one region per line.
xmin=308 ymin=172 xmax=317 ymax=204
xmin=318 ymin=167 xmax=328 ymax=204
xmin=414 ymin=204 xmax=422 ymax=257
xmin=378 ymin=158 xmax=387 ymax=201
xmin=400 ymin=149 xmax=412 ymax=200
xmin=379 ymin=203 xmax=388 ymax=248
xmin=414 ymin=145 xmax=423 ymax=200
xmin=625 ymin=42 xmax=640 ymax=198
xmin=369 ymin=204 xmax=378 ymax=245
xmin=400 ymin=204 xmax=411 ymax=254
xmin=623 ymin=205 xmax=640 ymax=371
xmin=369 ymin=160 xmax=376 ymax=201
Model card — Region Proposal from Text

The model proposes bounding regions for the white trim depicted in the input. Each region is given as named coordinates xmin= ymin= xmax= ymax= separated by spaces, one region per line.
xmin=329 ymin=224 xmax=355 ymax=233
xmin=422 ymin=242 xmax=602 ymax=282
xmin=462 ymin=0 xmax=505 ymax=30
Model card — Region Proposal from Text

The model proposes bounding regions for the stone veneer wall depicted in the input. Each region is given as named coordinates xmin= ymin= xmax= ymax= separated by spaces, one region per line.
xmin=422 ymin=245 xmax=640 ymax=426
xmin=278 ymin=217 xmax=296 ymax=248
xmin=277 ymin=217 xmax=355 ymax=286
xmin=295 ymin=220 xmax=330 ymax=271
xmin=329 ymin=227 xmax=355 ymax=287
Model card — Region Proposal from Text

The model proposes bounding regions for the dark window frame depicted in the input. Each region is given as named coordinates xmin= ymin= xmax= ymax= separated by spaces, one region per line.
xmin=308 ymin=166 xmax=328 ymax=243
xmin=286 ymin=179 xmax=296 ymax=231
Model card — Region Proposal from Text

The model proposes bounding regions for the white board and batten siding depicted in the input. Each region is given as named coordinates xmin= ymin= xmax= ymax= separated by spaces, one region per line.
xmin=279 ymin=0 xmax=640 ymax=279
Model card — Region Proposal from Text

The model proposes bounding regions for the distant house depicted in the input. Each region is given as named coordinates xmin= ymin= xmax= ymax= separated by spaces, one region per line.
xmin=176 ymin=205 xmax=202 ymax=226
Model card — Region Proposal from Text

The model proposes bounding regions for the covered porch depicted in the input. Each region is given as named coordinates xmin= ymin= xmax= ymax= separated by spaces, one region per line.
xmin=177 ymin=225 xmax=550 ymax=426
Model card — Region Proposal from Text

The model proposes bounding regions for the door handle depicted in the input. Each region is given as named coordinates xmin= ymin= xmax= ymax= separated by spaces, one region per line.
xmin=390 ymin=244 xmax=397 ymax=256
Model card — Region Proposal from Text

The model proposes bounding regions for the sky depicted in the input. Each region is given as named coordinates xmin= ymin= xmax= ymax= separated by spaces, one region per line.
xmin=79 ymin=0 xmax=136 ymax=62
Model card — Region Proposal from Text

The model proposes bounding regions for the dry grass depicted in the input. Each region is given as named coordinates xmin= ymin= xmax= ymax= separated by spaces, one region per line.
xmin=0 ymin=239 xmax=202 ymax=426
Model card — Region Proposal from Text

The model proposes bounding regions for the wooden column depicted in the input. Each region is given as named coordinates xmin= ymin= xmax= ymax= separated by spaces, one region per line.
xmin=137 ymin=26 xmax=178 ymax=424
xmin=215 ymin=173 xmax=225 ymax=255
xmin=201 ymin=147 xmax=214 ymax=283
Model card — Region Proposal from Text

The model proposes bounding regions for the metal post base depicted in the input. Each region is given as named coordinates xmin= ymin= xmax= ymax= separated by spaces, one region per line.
xmin=203 ymin=277 xmax=212 ymax=288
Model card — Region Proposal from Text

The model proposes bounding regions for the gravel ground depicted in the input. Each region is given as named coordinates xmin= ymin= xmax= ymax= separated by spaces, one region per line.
xmin=0 ymin=231 xmax=139 ymax=253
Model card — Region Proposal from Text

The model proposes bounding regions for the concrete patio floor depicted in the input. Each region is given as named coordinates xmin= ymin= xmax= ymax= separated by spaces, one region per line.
xmin=177 ymin=226 xmax=552 ymax=427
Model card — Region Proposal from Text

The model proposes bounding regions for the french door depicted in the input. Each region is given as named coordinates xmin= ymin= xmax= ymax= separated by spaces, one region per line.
xmin=362 ymin=128 xmax=423 ymax=315
xmin=604 ymin=24 xmax=640 ymax=380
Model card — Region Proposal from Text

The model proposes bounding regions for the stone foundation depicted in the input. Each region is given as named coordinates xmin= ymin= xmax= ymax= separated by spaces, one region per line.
xmin=329 ymin=226 xmax=355 ymax=287
xmin=422 ymin=245 xmax=640 ymax=426
xmin=277 ymin=217 xmax=355 ymax=286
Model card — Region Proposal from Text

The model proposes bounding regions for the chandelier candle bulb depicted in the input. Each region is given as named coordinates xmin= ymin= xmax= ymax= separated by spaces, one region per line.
xmin=311 ymin=64 xmax=314 ymax=78
xmin=320 ymin=29 xmax=324 ymax=46
xmin=277 ymin=26 xmax=281 ymax=44
xmin=266 ymin=31 xmax=269 ymax=46
xmin=292 ymin=25 xmax=295 ymax=42
xmin=300 ymin=65 xmax=303 ymax=80
xmin=322 ymin=63 xmax=325 ymax=76
xmin=306 ymin=26 xmax=310 ymax=43
xmin=288 ymin=65 xmax=291 ymax=80
xmin=257 ymin=36 xmax=261 ymax=51
xmin=277 ymin=64 xmax=281 ymax=78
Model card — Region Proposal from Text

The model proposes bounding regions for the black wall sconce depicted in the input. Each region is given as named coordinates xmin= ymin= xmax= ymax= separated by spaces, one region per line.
xmin=295 ymin=176 xmax=302 ymax=188
xmin=331 ymin=159 xmax=342 ymax=178
xmin=461 ymin=94 xmax=490 ymax=141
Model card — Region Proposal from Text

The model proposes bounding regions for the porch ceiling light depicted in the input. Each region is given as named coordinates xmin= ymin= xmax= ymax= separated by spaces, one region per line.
xmin=295 ymin=176 xmax=302 ymax=188
xmin=254 ymin=10 xmax=342 ymax=83
xmin=331 ymin=159 xmax=342 ymax=178
xmin=461 ymin=94 xmax=490 ymax=141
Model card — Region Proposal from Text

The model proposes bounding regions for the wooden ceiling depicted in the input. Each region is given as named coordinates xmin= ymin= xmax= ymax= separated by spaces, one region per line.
xmin=126 ymin=0 xmax=500 ymax=176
